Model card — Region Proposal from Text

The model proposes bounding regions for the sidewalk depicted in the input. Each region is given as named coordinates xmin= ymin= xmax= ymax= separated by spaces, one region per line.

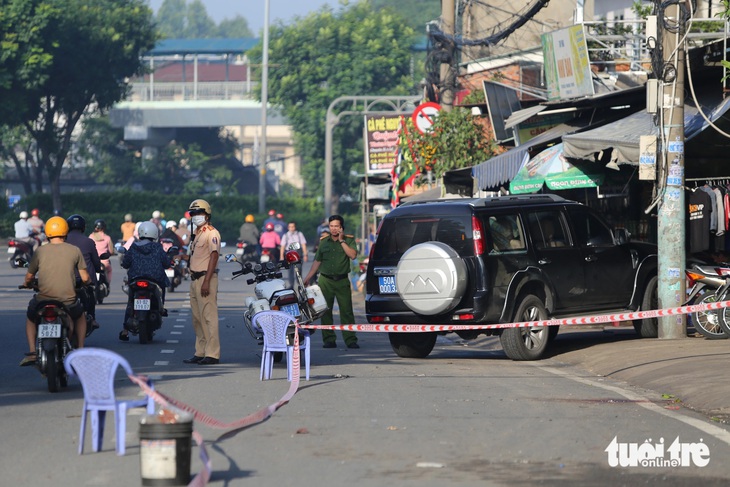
xmin=354 ymin=290 xmax=730 ymax=422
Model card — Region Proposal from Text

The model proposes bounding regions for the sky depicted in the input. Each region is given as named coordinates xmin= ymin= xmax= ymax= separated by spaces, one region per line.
xmin=147 ymin=0 xmax=338 ymax=34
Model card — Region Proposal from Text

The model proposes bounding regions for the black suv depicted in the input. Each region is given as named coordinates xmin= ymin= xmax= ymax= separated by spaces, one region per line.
xmin=365 ymin=194 xmax=658 ymax=360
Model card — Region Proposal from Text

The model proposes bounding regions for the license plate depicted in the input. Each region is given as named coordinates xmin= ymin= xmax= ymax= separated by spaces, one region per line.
xmin=134 ymin=299 xmax=151 ymax=310
xmin=281 ymin=303 xmax=300 ymax=317
xmin=7 ymin=247 xmax=15 ymax=253
xmin=38 ymin=324 xmax=61 ymax=338
xmin=165 ymin=269 xmax=174 ymax=278
xmin=378 ymin=276 xmax=397 ymax=294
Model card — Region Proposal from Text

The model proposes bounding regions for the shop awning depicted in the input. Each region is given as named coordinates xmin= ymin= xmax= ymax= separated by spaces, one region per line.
xmin=472 ymin=118 xmax=595 ymax=190
xmin=562 ymin=96 xmax=730 ymax=164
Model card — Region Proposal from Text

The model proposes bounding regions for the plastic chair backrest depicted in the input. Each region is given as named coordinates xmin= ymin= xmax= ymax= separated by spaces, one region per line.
xmin=255 ymin=310 xmax=295 ymax=352
xmin=65 ymin=348 xmax=135 ymax=407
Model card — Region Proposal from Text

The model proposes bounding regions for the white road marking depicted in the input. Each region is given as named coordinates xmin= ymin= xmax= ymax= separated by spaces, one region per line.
xmin=170 ymin=331 xmax=182 ymax=335
xmin=533 ymin=363 xmax=730 ymax=447
xmin=160 ymin=349 xmax=174 ymax=354
xmin=166 ymin=340 xmax=179 ymax=344
xmin=154 ymin=361 xmax=169 ymax=366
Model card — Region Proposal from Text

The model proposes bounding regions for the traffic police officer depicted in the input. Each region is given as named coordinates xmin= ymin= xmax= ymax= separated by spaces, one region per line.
xmin=181 ymin=199 xmax=221 ymax=365
xmin=304 ymin=214 xmax=359 ymax=349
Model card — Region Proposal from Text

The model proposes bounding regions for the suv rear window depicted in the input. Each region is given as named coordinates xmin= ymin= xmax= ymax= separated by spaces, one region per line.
xmin=372 ymin=215 xmax=473 ymax=261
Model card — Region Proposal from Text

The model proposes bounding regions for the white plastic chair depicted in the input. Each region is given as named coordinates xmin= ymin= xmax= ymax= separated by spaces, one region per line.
xmin=253 ymin=310 xmax=310 ymax=381
xmin=64 ymin=348 xmax=155 ymax=456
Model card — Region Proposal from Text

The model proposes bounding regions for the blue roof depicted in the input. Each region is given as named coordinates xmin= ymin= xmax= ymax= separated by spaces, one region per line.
xmin=148 ymin=38 xmax=259 ymax=56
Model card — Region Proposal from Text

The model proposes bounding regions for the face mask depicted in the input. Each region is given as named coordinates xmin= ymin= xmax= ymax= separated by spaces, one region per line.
xmin=191 ymin=215 xmax=206 ymax=227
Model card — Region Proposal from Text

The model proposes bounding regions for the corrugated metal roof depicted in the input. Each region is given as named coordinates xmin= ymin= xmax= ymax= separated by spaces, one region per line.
xmin=147 ymin=38 xmax=258 ymax=56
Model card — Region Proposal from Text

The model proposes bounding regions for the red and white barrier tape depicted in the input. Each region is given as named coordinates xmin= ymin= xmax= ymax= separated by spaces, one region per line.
xmin=302 ymin=300 xmax=730 ymax=332
xmin=129 ymin=327 xmax=303 ymax=487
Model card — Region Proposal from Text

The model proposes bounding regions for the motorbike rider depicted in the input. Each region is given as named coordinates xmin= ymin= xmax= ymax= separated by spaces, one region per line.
xmin=14 ymin=211 xmax=39 ymax=255
xmin=151 ymin=210 xmax=163 ymax=234
xmin=259 ymin=222 xmax=281 ymax=263
xmin=273 ymin=213 xmax=287 ymax=237
xmin=118 ymin=221 xmax=172 ymax=341
xmin=176 ymin=217 xmax=191 ymax=247
xmin=66 ymin=214 xmax=101 ymax=332
xmin=262 ymin=209 xmax=277 ymax=232
xmin=20 ymin=216 xmax=91 ymax=366
xmin=90 ymin=219 xmax=115 ymax=289
xmin=120 ymin=213 xmax=135 ymax=241
xmin=28 ymin=209 xmax=45 ymax=243
xmin=238 ymin=213 xmax=260 ymax=255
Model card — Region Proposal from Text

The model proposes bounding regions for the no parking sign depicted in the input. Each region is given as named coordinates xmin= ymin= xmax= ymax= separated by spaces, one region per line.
xmin=411 ymin=102 xmax=441 ymax=134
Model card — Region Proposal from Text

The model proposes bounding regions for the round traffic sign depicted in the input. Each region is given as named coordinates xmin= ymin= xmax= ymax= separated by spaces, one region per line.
xmin=412 ymin=102 xmax=441 ymax=134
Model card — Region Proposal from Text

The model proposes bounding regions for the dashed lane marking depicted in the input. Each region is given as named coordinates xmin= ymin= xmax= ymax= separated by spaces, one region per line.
xmin=154 ymin=361 xmax=169 ymax=366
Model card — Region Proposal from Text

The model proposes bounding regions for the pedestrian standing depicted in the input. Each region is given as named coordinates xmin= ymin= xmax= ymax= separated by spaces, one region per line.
xmin=303 ymin=215 xmax=359 ymax=349
xmin=181 ymin=199 xmax=221 ymax=365
xmin=280 ymin=221 xmax=308 ymax=287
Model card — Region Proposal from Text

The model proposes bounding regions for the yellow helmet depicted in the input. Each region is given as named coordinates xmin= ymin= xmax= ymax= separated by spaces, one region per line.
xmin=45 ymin=216 xmax=69 ymax=238
xmin=188 ymin=199 xmax=211 ymax=215
xmin=245 ymin=214 xmax=255 ymax=223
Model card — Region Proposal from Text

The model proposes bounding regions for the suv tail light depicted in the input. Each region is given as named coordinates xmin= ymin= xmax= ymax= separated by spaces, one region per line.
xmin=472 ymin=216 xmax=485 ymax=255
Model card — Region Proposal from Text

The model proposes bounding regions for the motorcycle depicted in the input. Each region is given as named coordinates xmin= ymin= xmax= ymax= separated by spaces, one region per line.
xmin=19 ymin=280 xmax=73 ymax=392
xmin=236 ymin=241 xmax=260 ymax=264
xmin=161 ymin=238 xmax=183 ymax=292
xmin=118 ymin=246 xmax=176 ymax=344
xmin=95 ymin=261 xmax=110 ymax=304
xmin=260 ymin=248 xmax=276 ymax=264
xmin=227 ymin=243 xmax=328 ymax=344
xmin=8 ymin=236 xmax=39 ymax=268
xmin=685 ymin=263 xmax=730 ymax=339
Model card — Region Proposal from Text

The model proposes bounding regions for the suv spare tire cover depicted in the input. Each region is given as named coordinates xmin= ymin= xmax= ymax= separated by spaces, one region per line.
xmin=396 ymin=241 xmax=467 ymax=315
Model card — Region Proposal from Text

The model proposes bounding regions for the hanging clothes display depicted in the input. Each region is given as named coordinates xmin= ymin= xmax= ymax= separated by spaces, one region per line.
xmin=688 ymin=187 xmax=712 ymax=254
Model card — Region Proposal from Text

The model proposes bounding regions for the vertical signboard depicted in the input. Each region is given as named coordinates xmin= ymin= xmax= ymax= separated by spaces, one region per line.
xmin=542 ymin=25 xmax=594 ymax=101
xmin=365 ymin=114 xmax=403 ymax=175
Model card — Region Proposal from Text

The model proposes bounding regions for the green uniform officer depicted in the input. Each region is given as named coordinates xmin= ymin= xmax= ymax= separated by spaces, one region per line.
xmin=304 ymin=215 xmax=359 ymax=349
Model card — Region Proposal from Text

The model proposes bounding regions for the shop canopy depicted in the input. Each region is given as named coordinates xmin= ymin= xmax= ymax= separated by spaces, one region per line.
xmin=562 ymin=96 xmax=730 ymax=165
xmin=472 ymin=118 xmax=593 ymax=190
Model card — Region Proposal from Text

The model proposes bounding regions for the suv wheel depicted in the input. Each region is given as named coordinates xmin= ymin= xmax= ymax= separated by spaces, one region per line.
xmin=396 ymin=242 xmax=467 ymax=316
xmin=500 ymin=295 xmax=550 ymax=360
xmin=388 ymin=332 xmax=437 ymax=358
xmin=633 ymin=276 xmax=658 ymax=338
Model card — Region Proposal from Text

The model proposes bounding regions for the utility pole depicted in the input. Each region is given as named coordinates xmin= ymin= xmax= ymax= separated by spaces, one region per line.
xmin=440 ymin=0 xmax=455 ymax=111
xmin=656 ymin=2 xmax=686 ymax=339
xmin=258 ymin=0 xmax=270 ymax=213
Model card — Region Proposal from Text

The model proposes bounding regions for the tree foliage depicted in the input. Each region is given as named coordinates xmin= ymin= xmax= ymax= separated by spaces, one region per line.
xmin=399 ymin=107 xmax=500 ymax=181
xmin=370 ymin=0 xmax=439 ymax=35
xmin=155 ymin=0 xmax=252 ymax=38
xmin=0 ymin=0 xmax=158 ymax=211
xmin=247 ymin=1 xmax=417 ymax=198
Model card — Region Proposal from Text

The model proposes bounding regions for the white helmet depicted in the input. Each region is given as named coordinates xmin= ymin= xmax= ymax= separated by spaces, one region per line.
xmin=19 ymin=211 xmax=28 ymax=219
xmin=179 ymin=217 xmax=188 ymax=227
xmin=165 ymin=220 xmax=176 ymax=229
xmin=138 ymin=221 xmax=159 ymax=240
xmin=152 ymin=210 xmax=161 ymax=219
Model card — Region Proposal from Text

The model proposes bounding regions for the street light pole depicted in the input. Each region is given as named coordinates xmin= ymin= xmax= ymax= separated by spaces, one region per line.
xmin=258 ymin=0 xmax=270 ymax=213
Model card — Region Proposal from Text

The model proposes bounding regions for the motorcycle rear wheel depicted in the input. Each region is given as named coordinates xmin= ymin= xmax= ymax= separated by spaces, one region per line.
xmin=694 ymin=292 xmax=729 ymax=339
xmin=138 ymin=319 xmax=150 ymax=344
xmin=46 ymin=347 xmax=62 ymax=393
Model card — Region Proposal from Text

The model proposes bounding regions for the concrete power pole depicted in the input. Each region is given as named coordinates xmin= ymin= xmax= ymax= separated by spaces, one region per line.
xmin=440 ymin=0 xmax=455 ymax=111
xmin=656 ymin=3 xmax=686 ymax=339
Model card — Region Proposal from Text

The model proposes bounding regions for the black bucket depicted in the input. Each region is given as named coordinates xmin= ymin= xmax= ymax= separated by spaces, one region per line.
xmin=139 ymin=414 xmax=193 ymax=486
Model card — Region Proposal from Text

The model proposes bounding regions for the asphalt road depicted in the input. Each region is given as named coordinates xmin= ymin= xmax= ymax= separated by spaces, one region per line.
xmin=2 ymin=251 xmax=730 ymax=486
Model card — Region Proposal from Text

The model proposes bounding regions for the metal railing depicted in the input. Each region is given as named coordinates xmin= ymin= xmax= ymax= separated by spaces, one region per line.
xmin=128 ymin=81 xmax=259 ymax=102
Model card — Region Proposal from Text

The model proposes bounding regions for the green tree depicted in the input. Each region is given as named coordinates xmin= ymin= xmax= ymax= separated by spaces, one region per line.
xmin=247 ymin=2 xmax=417 ymax=199
xmin=185 ymin=0 xmax=215 ymax=38
xmin=371 ymin=0 xmax=439 ymax=35
xmin=217 ymin=15 xmax=253 ymax=38
xmin=399 ymin=107 xmax=499 ymax=181
xmin=156 ymin=0 xmax=186 ymax=38
xmin=0 ymin=0 xmax=158 ymax=212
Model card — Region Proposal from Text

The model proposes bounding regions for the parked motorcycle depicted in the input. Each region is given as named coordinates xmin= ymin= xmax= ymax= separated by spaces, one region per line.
xmin=685 ymin=263 xmax=730 ymax=339
xmin=19 ymin=280 xmax=73 ymax=392
xmin=227 ymin=243 xmax=328 ymax=344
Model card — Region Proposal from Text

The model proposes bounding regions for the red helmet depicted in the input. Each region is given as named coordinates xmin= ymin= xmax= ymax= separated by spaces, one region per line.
xmin=265 ymin=223 xmax=274 ymax=231
xmin=276 ymin=213 xmax=283 ymax=219
xmin=31 ymin=208 xmax=39 ymax=217
xmin=268 ymin=209 xmax=276 ymax=216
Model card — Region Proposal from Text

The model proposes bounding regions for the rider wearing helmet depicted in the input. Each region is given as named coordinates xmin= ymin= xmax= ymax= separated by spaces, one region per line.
xmin=238 ymin=213 xmax=260 ymax=248
xmin=179 ymin=199 xmax=221 ymax=365
xmin=90 ymin=219 xmax=115 ymax=288
xmin=176 ymin=217 xmax=191 ymax=246
xmin=14 ymin=210 xmax=39 ymax=254
xmin=20 ymin=216 xmax=91 ymax=366
xmin=259 ymin=221 xmax=281 ymax=263
xmin=28 ymin=209 xmax=45 ymax=241
xmin=119 ymin=221 xmax=173 ymax=341
xmin=65 ymin=214 xmax=102 ymax=331
xmin=151 ymin=210 xmax=163 ymax=233
xmin=160 ymin=220 xmax=183 ymax=248
xmin=273 ymin=213 xmax=286 ymax=237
